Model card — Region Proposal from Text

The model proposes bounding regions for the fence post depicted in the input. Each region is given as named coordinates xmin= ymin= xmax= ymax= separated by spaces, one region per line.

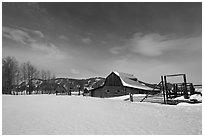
xmin=130 ymin=93 xmax=133 ymax=102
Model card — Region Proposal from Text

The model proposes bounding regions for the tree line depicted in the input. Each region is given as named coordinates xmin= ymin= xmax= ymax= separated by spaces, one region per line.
xmin=2 ymin=56 xmax=55 ymax=95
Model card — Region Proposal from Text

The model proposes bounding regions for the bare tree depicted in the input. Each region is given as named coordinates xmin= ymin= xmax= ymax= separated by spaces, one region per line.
xmin=21 ymin=62 xmax=28 ymax=84
xmin=46 ymin=70 xmax=51 ymax=80
xmin=41 ymin=70 xmax=52 ymax=80
xmin=52 ymin=73 xmax=56 ymax=79
xmin=3 ymin=56 xmax=54 ymax=95
xmin=41 ymin=70 xmax=47 ymax=80
xmin=40 ymin=70 xmax=51 ymax=94
xmin=20 ymin=61 xmax=39 ymax=94
xmin=15 ymin=68 xmax=21 ymax=85
xmin=2 ymin=56 xmax=19 ymax=94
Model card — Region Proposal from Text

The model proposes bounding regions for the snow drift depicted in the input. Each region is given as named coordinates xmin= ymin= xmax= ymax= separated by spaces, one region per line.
xmin=2 ymin=95 xmax=202 ymax=135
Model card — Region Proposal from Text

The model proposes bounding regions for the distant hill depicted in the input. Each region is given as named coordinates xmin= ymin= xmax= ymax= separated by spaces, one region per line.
xmin=15 ymin=77 xmax=105 ymax=94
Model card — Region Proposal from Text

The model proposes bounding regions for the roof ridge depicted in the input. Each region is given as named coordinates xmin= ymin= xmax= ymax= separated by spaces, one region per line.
xmin=111 ymin=71 xmax=157 ymax=91
xmin=113 ymin=71 xmax=135 ymax=77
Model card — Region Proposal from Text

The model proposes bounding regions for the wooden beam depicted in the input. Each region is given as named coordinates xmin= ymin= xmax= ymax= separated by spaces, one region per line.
xmin=193 ymin=85 xmax=202 ymax=87
xmin=161 ymin=76 xmax=166 ymax=104
xmin=173 ymin=82 xmax=192 ymax=85
xmin=164 ymin=76 xmax=168 ymax=101
xmin=165 ymin=74 xmax=185 ymax=77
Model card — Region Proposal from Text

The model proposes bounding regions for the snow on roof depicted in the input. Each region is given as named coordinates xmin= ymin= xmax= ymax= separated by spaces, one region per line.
xmin=113 ymin=71 xmax=155 ymax=91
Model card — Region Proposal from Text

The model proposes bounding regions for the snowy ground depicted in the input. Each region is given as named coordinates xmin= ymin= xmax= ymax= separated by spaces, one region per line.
xmin=2 ymin=95 xmax=202 ymax=135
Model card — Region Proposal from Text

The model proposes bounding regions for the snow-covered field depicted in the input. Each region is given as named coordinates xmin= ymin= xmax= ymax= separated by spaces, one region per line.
xmin=2 ymin=95 xmax=202 ymax=135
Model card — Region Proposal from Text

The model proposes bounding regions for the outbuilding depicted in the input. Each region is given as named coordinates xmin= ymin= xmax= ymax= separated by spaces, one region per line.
xmin=55 ymin=84 xmax=67 ymax=95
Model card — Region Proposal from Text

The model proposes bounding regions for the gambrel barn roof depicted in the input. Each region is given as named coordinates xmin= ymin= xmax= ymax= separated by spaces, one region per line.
xmin=113 ymin=71 xmax=157 ymax=91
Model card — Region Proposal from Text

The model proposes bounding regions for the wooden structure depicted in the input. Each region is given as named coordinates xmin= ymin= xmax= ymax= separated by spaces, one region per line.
xmin=140 ymin=81 xmax=163 ymax=102
xmin=90 ymin=72 xmax=159 ymax=98
xmin=55 ymin=84 xmax=68 ymax=95
xmin=83 ymin=88 xmax=90 ymax=96
xmin=161 ymin=73 xmax=195 ymax=104
xmin=193 ymin=85 xmax=202 ymax=95
xmin=135 ymin=74 xmax=199 ymax=105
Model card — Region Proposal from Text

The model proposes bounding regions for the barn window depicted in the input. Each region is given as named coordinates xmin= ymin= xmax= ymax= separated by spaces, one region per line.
xmin=117 ymin=90 xmax=120 ymax=92
xmin=106 ymin=90 xmax=110 ymax=93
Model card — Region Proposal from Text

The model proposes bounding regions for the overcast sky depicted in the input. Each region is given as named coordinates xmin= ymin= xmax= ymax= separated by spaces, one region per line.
xmin=2 ymin=2 xmax=202 ymax=84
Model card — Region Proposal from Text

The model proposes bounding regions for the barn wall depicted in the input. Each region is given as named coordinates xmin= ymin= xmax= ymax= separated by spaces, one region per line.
xmin=91 ymin=86 xmax=152 ymax=98
xmin=103 ymin=86 xmax=127 ymax=97
xmin=125 ymin=87 xmax=142 ymax=94
xmin=105 ymin=72 xmax=123 ymax=86
xmin=91 ymin=72 xmax=128 ymax=98
xmin=91 ymin=88 xmax=104 ymax=97
xmin=92 ymin=86 xmax=128 ymax=98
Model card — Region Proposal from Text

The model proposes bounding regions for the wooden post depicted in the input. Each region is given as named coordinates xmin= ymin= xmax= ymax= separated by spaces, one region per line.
xmin=164 ymin=76 xmax=168 ymax=102
xmin=173 ymin=84 xmax=175 ymax=97
xmin=78 ymin=87 xmax=80 ymax=96
xmin=183 ymin=74 xmax=189 ymax=99
xmin=129 ymin=93 xmax=133 ymax=102
xmin=69 ymin=88 xmax=71 ymax=96
xmin=190 ymin=83 xmax=195 ymax=95
xmin=175 ymin=84 xmax=178 ymax=97
xmin=161 ymin=76 xmax=166 ymax=104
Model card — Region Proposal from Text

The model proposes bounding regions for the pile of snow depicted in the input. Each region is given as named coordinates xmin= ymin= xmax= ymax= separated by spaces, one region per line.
xmin=177 ymin=102 xmax=202 ymax=106
xmin=95 ymin=78 xmax=102 ymax=81
xmin=173 ymin=96 xmax=189 ymax=101
xmin=190 ymin=94 xmax=202 ymax=102
xmin=108 ymin=94 xmax=146 ymax=101
xmin=2 ymin=95 xmax=202 ymax=135
xmin=174 ymin=94 xmax=202 ymax=102
xmin=195 ymin=87 xmax=202 ymax=93
xmin=70 ymin=91 xmax=82 ymax=95
xmin=107 ymin=95 xmax=130 ymax=100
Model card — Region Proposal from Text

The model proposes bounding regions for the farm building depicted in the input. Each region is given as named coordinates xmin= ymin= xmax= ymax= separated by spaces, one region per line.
xmin=90 ymin=71 xmax=160 ymax=98
xmin=55 ymin=84 xmax=68 ymax=95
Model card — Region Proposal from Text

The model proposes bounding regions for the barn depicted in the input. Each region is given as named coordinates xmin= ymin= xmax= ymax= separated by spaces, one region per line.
xmin=90 ymin=71 xmax=159 ymax=98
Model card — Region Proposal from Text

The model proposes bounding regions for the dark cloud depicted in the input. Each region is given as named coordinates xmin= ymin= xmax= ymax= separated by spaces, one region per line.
xmin=2 ymin=2 xmax=202 ymax=83
xmin=39 ymin=2 xmax=201 ymax=36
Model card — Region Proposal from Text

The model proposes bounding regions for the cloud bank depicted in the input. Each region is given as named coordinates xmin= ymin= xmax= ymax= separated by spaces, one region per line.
xmin=3 ymin=26 xmax=35 ymax=44
xmin=2 ymin=26 xmax=68 ymax=60
xmin=110 ymin=32 xmax=201 ymax=58
xmin=128 ymin=33 xmax=201 ymax=57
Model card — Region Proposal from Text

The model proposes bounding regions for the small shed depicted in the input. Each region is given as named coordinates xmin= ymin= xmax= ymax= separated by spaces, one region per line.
xmin=55 ymin=84 xmax=67 ymax=95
